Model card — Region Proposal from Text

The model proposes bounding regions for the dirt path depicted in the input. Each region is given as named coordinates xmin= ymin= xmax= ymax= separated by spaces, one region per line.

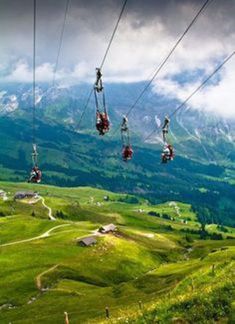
xmin=0 ymin=224 xmax=71 ymax=247
xmin=29 ymin=195 xmax=56 ymax=220
xmin=36 ymin=264 xmax=59 ymax=290
xmin=39 ymin=196 xmax=55 ymax=221
xmin=29 ymin=195 xmax=55 ymax=221
xmin=90 ymin=229 xmax=103 ymax=236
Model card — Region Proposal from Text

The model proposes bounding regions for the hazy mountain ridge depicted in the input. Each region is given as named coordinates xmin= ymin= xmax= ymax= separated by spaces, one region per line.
xmin=0 ymin=113 xmax=234 ymax=226
xmin=1 ymin=82 xmax=234 ymax=161
xmin=0 ymin=82 xmax=234 ymax=227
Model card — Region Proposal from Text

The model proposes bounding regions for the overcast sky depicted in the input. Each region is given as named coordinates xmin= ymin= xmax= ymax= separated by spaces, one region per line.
xmin=0 ymin=0 xmax=235 ymax=118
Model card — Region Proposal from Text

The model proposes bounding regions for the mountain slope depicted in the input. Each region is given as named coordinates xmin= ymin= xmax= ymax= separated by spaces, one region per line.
xmin=0 ymin=182 xmax=234 ymax=323
xmin=0 ymin=114 xmax=235 ymax=226
xmin=1 ymin=82 xmax=235 ymax=166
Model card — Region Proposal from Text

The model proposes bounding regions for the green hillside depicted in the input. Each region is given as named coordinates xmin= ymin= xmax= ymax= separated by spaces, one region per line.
xmin=0 ymin=182 xmax=234 ymax=323
xmin=0 ymin=116 xmax=235 ymax=227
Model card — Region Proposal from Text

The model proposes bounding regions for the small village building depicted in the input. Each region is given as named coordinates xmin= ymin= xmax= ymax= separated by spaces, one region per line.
xmin=78 ymin=236 xmax=97 ymax=247
xmin=99 ymin=224 xmax=117 ymax=234
xmin=14 ymin=191 xmax=37 ymax=200
xmin=0 ymin=190 xmax=5 ymax=197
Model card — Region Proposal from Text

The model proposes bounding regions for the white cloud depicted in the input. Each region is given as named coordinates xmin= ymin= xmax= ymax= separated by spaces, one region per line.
xmin=1 ymin=0 xmax=235 ymax=118
xmin=2 ymin=59 xmax=95 ymax=87
xmin=4 ymin=61 xmax=55 ymax=83
xmin=152 ymin=55 xmax=235 ymax=119
xmin=4 ymin=61 xmax=32 ymax=83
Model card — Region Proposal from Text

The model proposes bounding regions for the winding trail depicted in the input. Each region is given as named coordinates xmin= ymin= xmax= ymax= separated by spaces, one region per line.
xmin=29 ymin=195 xmax=55 ymax=221
xmin=0 ymin=224 xmax=71 ymax=247
xmin=39 ymin=196 xmax=55 ymax=221
xmin=36 ymin=264 xmax=59 ymax=290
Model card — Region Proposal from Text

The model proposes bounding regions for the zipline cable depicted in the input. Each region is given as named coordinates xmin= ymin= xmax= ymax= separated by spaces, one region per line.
xmin=76 ymin=88 xmax=93 ymax=129
xmin=76 ymin=0 xmax=128 ymax=129
xmin=100 ymin=0 xmax=128 ymax=70
xmin=144 ymin=50 xmax=235 ymax=142
xmin=112 ymin=0 xmax=213 ymax=135
xmin=52 ymin=0 xmax=71 ymax=87
xmin=32 ymin=0 xmax=36 ymax=146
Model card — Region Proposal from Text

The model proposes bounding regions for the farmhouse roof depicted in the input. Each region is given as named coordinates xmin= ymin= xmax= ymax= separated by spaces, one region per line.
xmin=78 ymin=236 xmax=97 ymax=246
xmin=99 ymin=224 xmax=117 ymax=232
xmin=14 ymin=191 xmax=37 ymax=198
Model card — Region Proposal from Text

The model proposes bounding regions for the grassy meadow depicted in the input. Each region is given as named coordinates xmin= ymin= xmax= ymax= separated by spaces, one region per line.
xmin=0 ymin=181 xmax=234 ymax=323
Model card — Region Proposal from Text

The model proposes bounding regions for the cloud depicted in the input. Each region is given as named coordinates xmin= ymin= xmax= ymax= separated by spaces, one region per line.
xmin=153 ymin=56 xmax=235 ymax=118
xmin=189 ymin=59 xmax=235 ymax=118
xmin=0 ymin=0 xmax=235 ymax=118
xmin=4 ymin=61 xmax=54 ymax=83
xmin=3 ymin=60 xmax=93 ymax=84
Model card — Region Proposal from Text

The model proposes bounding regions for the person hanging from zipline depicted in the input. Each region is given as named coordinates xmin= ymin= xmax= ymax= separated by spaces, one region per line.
xmin=161 ymin=143 xmax=174 ymax=164
xmin=28 ymin=166 xmax=42 ymax=183
xmin=121 ymin=115 xmax=133 ymax=161
xmin=27 ymin=0 xmax=42 ymax=184
xmin=96 ymin=111 xmax=109 ymax=135
xmin=28 ymin=144 xmax=42 ymax=183
xmin=94 ymin=69 xmax=110 ymax=135
xmin=161 ymin=116 xmax=174 ymax=163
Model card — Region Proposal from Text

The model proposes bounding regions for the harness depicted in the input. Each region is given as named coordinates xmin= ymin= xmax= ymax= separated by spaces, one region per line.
xmin=94 ymin=69 xmax=110 ymax=135
xmin=121 ymin=116 xmax=133 ymax=161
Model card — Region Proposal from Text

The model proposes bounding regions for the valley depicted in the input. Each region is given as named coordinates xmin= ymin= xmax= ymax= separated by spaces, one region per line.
xmin=0 ymin=182 xmax=234 ymax=323
xmin=0 ymin=115 xmax=235 ymax=227
xmin=1 ymin=0 xmax=235 ymax=322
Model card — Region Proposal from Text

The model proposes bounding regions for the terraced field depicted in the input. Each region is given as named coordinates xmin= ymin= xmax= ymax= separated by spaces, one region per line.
xmin=0 ymin=182 xmax=234 ymax=323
